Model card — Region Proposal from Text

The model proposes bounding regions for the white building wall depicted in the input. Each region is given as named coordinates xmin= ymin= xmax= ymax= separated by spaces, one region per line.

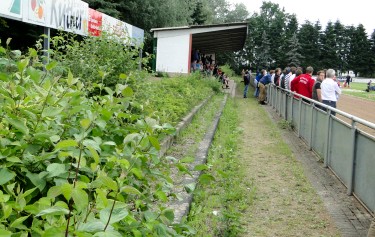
xmin=156 ymin=34 xmax=190 ymax=73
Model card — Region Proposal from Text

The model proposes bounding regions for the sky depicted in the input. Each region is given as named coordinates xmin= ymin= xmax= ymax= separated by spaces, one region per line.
xmin=227 ymin=0 xmax=375 ymax=35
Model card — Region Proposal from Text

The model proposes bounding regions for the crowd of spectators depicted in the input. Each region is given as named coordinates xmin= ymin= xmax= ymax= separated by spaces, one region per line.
xmin=253 ymin=66 xmax=342 ymax=113
xmin=191 ymin=49 xmax=216 ymax=77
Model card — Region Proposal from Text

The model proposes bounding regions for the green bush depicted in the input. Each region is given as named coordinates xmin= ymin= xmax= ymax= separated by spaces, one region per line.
xmin=0 ymin=40 xmax=207 ymax=236
xmin=220 ymin=64 xmax=236 ymax=77
xmin=49 ymin=32 xmax=149 ymax=89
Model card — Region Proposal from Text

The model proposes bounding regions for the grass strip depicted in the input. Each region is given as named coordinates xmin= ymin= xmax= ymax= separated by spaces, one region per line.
xmin=186 ymin=97 xmax=253 ymax=236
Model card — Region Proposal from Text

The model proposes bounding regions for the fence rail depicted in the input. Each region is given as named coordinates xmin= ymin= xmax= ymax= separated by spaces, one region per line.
xmin=266 ymin=84 xmax=375 ymax=214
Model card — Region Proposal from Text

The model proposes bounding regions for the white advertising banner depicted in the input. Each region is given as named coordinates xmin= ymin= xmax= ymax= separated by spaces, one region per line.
xmin=45 ymin=0 xmax=89 ymax=35
xmin=102 ymin=14 xmax=132 ymax=39
xmin=23 ymin=0 xmax=47 ymax=27
xmin=0 ymin=0 xmax=144 ymax=44
xmin=0 ymin=0 xmax=23 ymax=20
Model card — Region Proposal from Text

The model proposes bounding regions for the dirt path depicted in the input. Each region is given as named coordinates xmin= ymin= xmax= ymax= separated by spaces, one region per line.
xmin=337 ymin=94 xmax=375 ymax=136
xmin=236 ymin=87 xmax=340 ymax=236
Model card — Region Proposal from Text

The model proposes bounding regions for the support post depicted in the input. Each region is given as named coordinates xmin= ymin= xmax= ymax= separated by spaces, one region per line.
xmin=43 ymin=27 xmax=50 ymax=67
xmin=347 ymin=120 xmax=357 ymax=195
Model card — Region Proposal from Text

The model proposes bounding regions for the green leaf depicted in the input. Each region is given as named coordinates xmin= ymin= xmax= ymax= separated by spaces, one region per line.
xmin=132 ymin=229 xmax=142 ymax=237
xmin=80 ymin=118 xmax=91 ymax=129
xmin=47 ymin=163 xmax=66 ymax=178
xmin=130 ymin=168 xmax=143 ymax=179
xmin=6 ymin=156 xmax=22 ymax=163
xmin=10 ymin=215 xmax=29 ymax=229
xmin=180 ymin=156 xmax=195 ymax=163
xmin=0 ymin=168 xmax=16 ymax=185
xmin=19 ymin=187 xmax=37 ymax=199
xmin=100 ymin=207 xmax=128 ymax=225
xmin=93 ymin=231 xmax=122 ymax=237
xmin=148 ymin=136 xmax=160 ymax=150
xmin=6 ymin=38 xmax=12 ymax=46
xmin=119 ymin=74 xmax=127 ymax=80
xmin=120 ymin=186 xmax=141 ymax=195
xmin=72 ymin=188 xmax=88 ymax=212
xmin=155 ymin=190 xmax=168 ymax=202
xmin=88 ymin=147 xmax=100 ymax=164
xmin=78 ymin=221 xmax=111 ymax=233
xmin=67 ymin=70 xmax=78 ymax=86
xmin=42 ymin=227 xmax=66 ymax=237
xmin=50 ymin=135 xmax=60 ymax=143
xmin=91 ymin=176 xmax=118 ymax=191
xmin=47 ymin=186 xmax=62 ymax=199
xmin=5 ymin=117 xmax=29 ymax=135
xmin=0 ymin=229 xmax=12 ymax=237
xmin=122 ymin=87 xmax=133 ymax=97
xmin=162 ymin=209 xmax=174 ymax=222
xmin=26 ymin=172 xmax=46 ymax=191
xmin=184 ymin=183 xmax=196 ymax=193
xmin=199 ymin=174 xmax=215 ymax=184
xmin=144 ymin=211 xmax=158 ymax=222
xmin=36 ymin=206 xmax=70 ymax=217
xmin=123 ymin=133 xmax=141 ymax=145
xmin=194 ymin=164 xmax=209 ymax=171
xmin=45 ymin=61 xmax=58 ymax=71
xmin=82 ymin=139 xmax=101 ymax=151
xmin=42 ymin=107 xmax=63 ymax=118
xmin=55 ymin=140 xmax=78 ymax=149
xmin=61 ymin=183 xmax=73 ymax=201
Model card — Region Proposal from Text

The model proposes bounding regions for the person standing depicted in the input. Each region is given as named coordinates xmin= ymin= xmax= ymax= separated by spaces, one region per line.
xmin=243 ymin=70 xmax=250 ymax=98
xmin=290 ymin=66 xmax=315 ymax=101
xmin=254 ymin=70 xmax=265 ymax=98
xmin=312 ymin=71 xmax=325 ymax=102
xmin=321 ymin=69 xmax=341 ymax=115
xmin=346 ymin=74 xmax=351 ymax=88
xmin=258 ymin=71 xmax=272 ymax=104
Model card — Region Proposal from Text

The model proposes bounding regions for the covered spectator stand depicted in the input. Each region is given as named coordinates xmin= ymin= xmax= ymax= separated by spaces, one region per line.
xmin=151 ymin=23 xmax=248 ymax=74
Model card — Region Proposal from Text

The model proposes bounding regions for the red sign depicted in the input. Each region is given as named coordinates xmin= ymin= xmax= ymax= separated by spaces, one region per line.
xmin=88 ymin=8 xmax=102 ymax=36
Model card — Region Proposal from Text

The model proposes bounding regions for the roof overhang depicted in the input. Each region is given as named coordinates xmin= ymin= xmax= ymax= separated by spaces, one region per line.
xmin=151 ymin=22 xmax=248 ymax=53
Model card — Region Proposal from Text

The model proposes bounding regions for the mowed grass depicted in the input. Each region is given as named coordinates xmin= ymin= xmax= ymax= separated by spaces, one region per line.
xmin=341 ymin=82 xmax=375 ymax=101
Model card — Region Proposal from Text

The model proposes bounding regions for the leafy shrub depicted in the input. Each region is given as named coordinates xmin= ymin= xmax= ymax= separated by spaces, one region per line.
xmin=49 ymin=32 xmax=150 ymax=89
xmin=0 ymin=41 xmax=201 ymax=236
xmin=220 ymin=64 xmax=236 ymax=77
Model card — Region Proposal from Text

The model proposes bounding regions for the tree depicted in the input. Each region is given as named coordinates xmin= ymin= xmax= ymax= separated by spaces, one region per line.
xmin=369 ymin=30 xmax=375 ymax=76
xmin=348 ymin=24 xmax=372 ymax=76
xmin=334 ymin=20 xmax=349 ymax=75
xmin=297 ymin=21 xmax=321 ymax=70
xmin=256 ymin=30 xmax=272 ymax=69
xmin=191 ymin=1 xmax=209 ymax=25
xmin=320 ymin=22 xmax=339 ymax=69
xmin=286 ymin=33 xmax=304 ymax=67
xmin=83 ymin=0 xmax=120 ymax=18
xmin=225 ymin=3 xmax=249 ymax=23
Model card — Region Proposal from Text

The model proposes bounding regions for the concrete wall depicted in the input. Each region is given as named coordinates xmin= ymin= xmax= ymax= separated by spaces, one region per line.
xmin=156 ymin=33 xmax=190 ymax=73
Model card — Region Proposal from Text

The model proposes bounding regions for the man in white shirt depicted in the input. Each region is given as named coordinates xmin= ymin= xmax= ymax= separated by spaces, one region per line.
xmin=321 ymin=69 xmax=341 ymax=115
xmin=286 ymin=66 xmax=296 ymax=91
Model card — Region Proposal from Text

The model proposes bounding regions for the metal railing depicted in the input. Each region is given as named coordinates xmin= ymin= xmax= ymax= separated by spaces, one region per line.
xmin=266 ymin=84 xmax=375 ymax=214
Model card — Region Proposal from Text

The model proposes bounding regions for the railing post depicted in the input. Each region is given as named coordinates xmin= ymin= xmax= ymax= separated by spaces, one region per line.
xmin=309 ymin=104 xmax=314 ymax=150
xmin=298 ymin=99 xmax=302 ymax=137
xmin=324 ymin=110 xmax=332 ymax=168
xmin=347 ymin=120 xmax=357 ymax=195
xmin=284 ymin=91 xmax=288 ymax=119
xmin=279 ymin=89 xmax=282 ymax=116
xmin=290 ymin=94 xmax=293 ymax=123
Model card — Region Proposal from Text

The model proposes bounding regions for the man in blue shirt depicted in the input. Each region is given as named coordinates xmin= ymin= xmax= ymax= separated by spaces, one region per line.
xmin=258 ymin=72 xmax=272 ymax=105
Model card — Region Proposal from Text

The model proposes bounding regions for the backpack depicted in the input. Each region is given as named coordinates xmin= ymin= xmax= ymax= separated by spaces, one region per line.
xmin=280 ymin=75 xmax=286 ymax=89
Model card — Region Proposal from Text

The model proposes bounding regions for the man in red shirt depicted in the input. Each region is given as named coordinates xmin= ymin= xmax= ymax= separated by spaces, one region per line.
xmin=290 ymin=66 xmax=315 ymax=100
